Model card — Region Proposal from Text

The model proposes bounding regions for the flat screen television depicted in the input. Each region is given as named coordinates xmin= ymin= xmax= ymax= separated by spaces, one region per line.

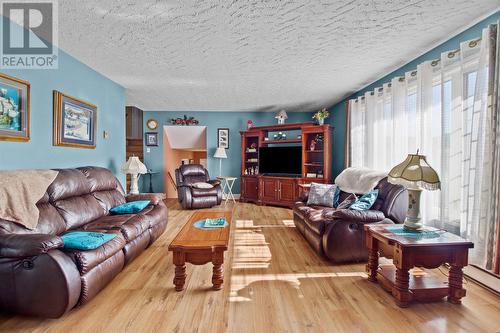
xmin=259 ymin=146 xmax=302 ymax=176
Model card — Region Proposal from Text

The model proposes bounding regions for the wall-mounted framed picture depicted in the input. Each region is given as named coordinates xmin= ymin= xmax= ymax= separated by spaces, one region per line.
xmin=0 ymin=73 xmax=30 ymax=142
xmin=217 ymin=128 xmax=229 ymax=148
xmin=145 ymin=132 xmax=158 ymax=146
xmin=53 ymin=91 xmax=97 ymax=149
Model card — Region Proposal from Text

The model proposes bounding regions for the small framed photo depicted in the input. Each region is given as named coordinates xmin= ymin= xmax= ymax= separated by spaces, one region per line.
xmin=145 ymin=132 xmax=158 ymax=146
xmin=0 ymin=72 xmax=30 ymax=142
xmin=53 ymin=91 xmax=97 ymax=149
xmin=217 ymin=128 xmax=229 ymax=148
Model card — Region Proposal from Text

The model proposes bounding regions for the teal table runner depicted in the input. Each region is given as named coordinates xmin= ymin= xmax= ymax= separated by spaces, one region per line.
xmin=384 ymin=225 xmax=441 ymax=239
xmin=193 ymin=218 xmax=229 ymax=230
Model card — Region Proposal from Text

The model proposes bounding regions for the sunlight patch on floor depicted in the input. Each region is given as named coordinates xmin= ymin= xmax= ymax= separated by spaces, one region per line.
xmin=230 ymin=218 xmax=367 ymax=302
xmin=235 ymin=219 xmax=256 ymax=228
xmin=232 ymin=222 xmax=271 ymax=270
xmin=229 ymin=272 xmax=368 ymax=302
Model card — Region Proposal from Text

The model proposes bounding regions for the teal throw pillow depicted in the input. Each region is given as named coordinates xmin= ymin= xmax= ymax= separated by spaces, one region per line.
xmin=349 ymin=189 xmax=379 ymax=211
xmin=333 ymin=186 xmax=341 ymax=208
xmin=62 ymin=232 xmax=117 ymax=250
xmin=110 ymin=200 xmax=151 ymax=214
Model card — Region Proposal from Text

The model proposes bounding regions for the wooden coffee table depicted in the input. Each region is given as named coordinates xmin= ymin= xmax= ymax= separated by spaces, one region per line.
xmin=168 ymin=211 xmax=232 ymax=291
xmin=364 ymin=224 xmax=474 ymax=307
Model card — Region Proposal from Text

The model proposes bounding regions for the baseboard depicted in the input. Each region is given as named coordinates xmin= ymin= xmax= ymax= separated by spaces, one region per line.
xmin=464 ymin=265 xmax=500 ymax=294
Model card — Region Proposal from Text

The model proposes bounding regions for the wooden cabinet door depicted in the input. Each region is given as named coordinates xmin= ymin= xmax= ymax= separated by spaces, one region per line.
xmin=243 ymin=177 xmax=258 ymax=200
xmin=278 ymin=179 xmax=296 ymax=203
xmin=260 ymin=178 xmax=278 ymax=201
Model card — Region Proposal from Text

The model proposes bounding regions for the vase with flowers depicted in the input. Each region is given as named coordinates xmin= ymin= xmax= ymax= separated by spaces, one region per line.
xmin=312 ymin=108 xmax=329 ymax=125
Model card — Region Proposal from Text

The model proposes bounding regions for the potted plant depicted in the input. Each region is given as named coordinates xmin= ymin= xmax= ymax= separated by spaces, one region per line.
xmin=312 ymin=108 xmax=329 ymax=125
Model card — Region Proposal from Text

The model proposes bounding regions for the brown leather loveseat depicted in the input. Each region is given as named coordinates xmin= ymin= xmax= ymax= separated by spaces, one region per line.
xmin=0 ymin=167 xmax=168 ymax=318
xmin=293 ymin=177 xmax=407 ymax=263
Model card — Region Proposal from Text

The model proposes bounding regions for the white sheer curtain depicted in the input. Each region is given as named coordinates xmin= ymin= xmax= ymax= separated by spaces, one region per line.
xmin=348 ymin=23 xmax=499 ymax=271
xmin=461 ymin=25 xmax=499 ymax=269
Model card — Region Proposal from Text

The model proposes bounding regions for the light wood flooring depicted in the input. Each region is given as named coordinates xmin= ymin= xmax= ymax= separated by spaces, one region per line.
xmin=0 ymin=200 xmax=499 ymax=333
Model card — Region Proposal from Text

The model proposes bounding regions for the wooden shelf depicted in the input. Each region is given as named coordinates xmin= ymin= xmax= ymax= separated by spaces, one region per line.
xmin=262 ymin=139 xmax=302 ymax=144
xmin=377 ymin=265 xmax=449 ymax=303
xmin=243 ymin=122 xmax=316 ymax=131
xmin=304 ymin=163 xmax=324 ymax=166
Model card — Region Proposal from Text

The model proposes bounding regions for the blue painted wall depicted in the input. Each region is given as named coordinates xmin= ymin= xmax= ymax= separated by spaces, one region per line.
xmin=0 ymin=19 xmax=126 ymax=184
xmin=142 ymin=111 xmax=313 ymax=193
xmin=329 ymin=11 xmax=500 ymax=176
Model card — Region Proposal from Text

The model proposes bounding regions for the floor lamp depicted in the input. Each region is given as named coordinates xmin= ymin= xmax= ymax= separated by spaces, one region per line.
xmin=213 ymin=147 xmax=227 ymax=176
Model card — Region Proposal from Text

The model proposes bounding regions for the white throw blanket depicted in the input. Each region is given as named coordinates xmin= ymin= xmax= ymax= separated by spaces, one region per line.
xmin=0 ymin=170 xmax=58 ymax=230
xmin=335 ymin=167 xmax=387 ymax=194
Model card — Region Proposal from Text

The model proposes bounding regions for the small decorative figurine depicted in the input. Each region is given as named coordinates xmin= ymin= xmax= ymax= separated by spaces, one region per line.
xmin=275 ymin=110 xmax=288 ymax=125
xmin=247 ymin=120 xmax=253 ymax=129
xmin=310 ymin=140 xmax=316 ymax=151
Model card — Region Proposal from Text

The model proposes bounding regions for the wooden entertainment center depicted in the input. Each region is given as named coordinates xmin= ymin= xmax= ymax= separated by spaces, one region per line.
xmin=240 ymin=122 xmax=333 ymax=207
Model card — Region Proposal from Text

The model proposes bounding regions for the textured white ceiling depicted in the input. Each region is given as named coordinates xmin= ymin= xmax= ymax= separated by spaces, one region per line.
xmin=59 ymin=1 xmax=499 ymax=112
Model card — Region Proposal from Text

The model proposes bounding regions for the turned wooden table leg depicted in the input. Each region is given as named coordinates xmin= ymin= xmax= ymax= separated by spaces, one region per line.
xmin=448 ymin=264 xmax=465 ymax=304
xmin=367 ymin=248 xmax=379 ymax=282
xmin=365 ymin=234 xmax=379 ymax=282
xmin=393 ymin=268 xmax=411 ymax=307
xmin=212 ymin=250 xmax=224 ymax=290
xmin=173 ymin=251 xmax=186 ymax=291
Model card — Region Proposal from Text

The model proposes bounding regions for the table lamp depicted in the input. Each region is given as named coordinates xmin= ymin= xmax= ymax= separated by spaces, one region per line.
xmin=122 ymin=156 xmax=147 ymax=195
xmin=388 ymin=151 xmax=440 ymax=230
xmin=213 ymin=147 xmax=227 ymax=176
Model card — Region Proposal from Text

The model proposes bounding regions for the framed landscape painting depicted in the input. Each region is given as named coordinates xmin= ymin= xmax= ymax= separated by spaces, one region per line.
xmin=0 ymin=73 xmax=30 ymax=142
xmin=53 ymin=91 xmax=97 ymax=148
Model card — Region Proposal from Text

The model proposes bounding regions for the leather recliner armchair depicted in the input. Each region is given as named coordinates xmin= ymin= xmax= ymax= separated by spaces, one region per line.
xmin=293 ymin=177 xmax=407 ymax=263
xmin=175 ymin=164 xmax=222 ymax=209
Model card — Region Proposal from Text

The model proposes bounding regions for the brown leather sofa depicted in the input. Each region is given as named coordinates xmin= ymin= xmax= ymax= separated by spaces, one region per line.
xmin=293 ymin=177 xmax=407 ymax=263
xmin=0 ymin=167 xmax=168 ymax=318
xmin=175 ymin=164 xmax=222 ymax=209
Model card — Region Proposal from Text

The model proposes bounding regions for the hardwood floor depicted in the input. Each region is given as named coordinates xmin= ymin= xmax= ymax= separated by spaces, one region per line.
xmin=1 ymin=200 xmax=499 ymax=332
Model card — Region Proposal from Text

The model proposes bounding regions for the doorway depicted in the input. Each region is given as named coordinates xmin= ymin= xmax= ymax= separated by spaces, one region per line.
xmin=163 ymin=126 xmax=207 ymax=198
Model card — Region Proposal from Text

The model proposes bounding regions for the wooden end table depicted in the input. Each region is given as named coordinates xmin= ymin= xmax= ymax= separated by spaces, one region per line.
xmin=364 ymin=224 xmax=473 ymax=307
xmin=168 ymin=211 xmax=232 ymax=291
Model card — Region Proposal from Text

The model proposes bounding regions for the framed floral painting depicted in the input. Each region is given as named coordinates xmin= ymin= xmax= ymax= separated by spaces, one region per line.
xmin=0 ymin=73 xmax=30 ymax=142
xmin=53 ymin=91 xmax=97 ymax=149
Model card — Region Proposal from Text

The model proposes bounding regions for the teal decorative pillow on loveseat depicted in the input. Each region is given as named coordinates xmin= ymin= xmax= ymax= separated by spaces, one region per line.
xmin=110 ymin=200 xmax=151 ymax=214
xmin=349 ymin=189 xmax=379 ymax=210
xmin=61 ymin=232 xmax=117 ymax=250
